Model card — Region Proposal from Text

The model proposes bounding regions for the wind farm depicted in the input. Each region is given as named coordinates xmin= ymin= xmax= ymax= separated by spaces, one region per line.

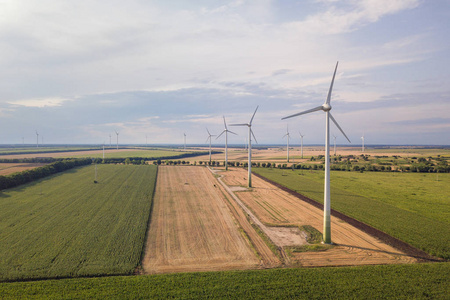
xmin=0 ymin=1 xmax=449 ymax=297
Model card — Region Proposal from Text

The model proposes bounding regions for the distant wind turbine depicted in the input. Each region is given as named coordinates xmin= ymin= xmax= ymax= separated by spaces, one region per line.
xmin=299 ymin=132 xmax=304 ymax=159
xmin=184 ymin=133 xmax=186 ymax=151
xmin=282 ymin=62 xmax=350 ymax=244
xmin=361 ymin=134 xmax=365 ymax=153
xmin=205 ymin=128 xmax=216 ymax=164
xmin=231 ymin=106 xmax=259 ymax=187
xmin=109 ymin=134 xmax=112 ymax=148
xmin=216 ymin=116 xmax=237 ymax=170
xmin=115 ymin=131 xmax=119 ymax=150
xmin=283 ymin=125 xmax=291 ymax=162
xmin=35 ymin=131 xmax=39 ymax=148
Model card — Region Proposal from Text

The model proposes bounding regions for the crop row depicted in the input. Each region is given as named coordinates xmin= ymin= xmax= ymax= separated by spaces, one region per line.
xmin=0 ymin=263 xmax=448 ymax=299
xmin=0 ymin=164 xmax=157 ymax=281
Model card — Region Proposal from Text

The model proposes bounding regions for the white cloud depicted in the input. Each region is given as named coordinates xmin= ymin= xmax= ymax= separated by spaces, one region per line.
xmin=8 ymin=97 xmax=69 ymax=107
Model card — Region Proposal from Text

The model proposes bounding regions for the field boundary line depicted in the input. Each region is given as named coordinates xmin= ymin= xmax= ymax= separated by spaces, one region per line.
xmin=252 ymin=170 xmax=442 ymax=262
xmin=137 ymin=165 xmax=159 ymax=274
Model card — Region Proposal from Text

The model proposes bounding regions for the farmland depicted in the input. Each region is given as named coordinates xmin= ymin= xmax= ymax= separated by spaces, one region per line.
xmin=0 ymin=263 xmax=448 ymax=299
xmin=0 ymin=163 xmax=47 ymax=176
xmin=0 ymin=148 xmax=189 ymax=159
xmin=142 ymin=166 xmax=261 ymax=273
xmin=219 ymin=167 xmax=417 ymax=266
xmin=0 ymin=164 xmax=157 ymax=281
xmin=253 ymin=168 xmax=450 ymax=259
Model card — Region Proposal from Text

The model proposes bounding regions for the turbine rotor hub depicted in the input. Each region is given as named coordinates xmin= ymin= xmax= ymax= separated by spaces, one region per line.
xmin=322 ymin=103 xmax=332 ymax=111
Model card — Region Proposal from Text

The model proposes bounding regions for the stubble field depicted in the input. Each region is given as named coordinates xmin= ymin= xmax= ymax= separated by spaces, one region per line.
xmin=142 ymin=166 xmax=261 ymax=273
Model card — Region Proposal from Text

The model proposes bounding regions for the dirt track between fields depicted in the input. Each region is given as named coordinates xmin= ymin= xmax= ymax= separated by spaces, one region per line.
xmin=219 ymin=167 xmax=418 ymax=267
xmin=141 ymin=166 xmax=266 ymax=274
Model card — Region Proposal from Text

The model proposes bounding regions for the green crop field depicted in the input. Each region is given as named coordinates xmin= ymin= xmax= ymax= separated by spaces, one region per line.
xmin=0 ymin=164 xmax=157 ymax=281
xmin=0 ymin=263 xmax=448 ymax=299
xmin=253 ymin=168 xmax=450 ymax=259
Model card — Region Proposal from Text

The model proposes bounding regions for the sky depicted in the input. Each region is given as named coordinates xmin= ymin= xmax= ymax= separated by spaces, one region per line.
xmin=0 ymin=0 xmax=449 ymax=146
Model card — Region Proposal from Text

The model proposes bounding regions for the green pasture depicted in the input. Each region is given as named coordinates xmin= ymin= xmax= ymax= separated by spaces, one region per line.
xmin=0 ymin=164 xmax=157 ymax=281
xmin=253 ymin=168 xmax=450 ymax=259
xmin=0 ymin=263 xmax=448 ymax=299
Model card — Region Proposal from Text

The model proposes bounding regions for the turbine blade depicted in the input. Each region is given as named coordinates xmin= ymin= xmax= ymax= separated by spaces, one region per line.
xmin=251 ymin=129 xmax=258 ymax=144
xmin=282 ymin=105 xmax=323 ymax=120
xmin=206 ymin=127 xmax=211 ymax=136
xmin=223 ymin=116 xmax=228 ymax=130
xmin=329 ymin=113 xmax=351 ymax=143
xmin=249 ymin=105 xmax=259 ymax=124
xmin=228 ymin=130 xmax=238 ymax=135
xmin=229 ymin=123 xmax=248 ymax=126
xmin=216 ymin=130 xmax=226 ymax=139
xmin=326 ymin=61 xmax=339 ymax=105
xmin=205 ymin=137 xmax=210 ymax=144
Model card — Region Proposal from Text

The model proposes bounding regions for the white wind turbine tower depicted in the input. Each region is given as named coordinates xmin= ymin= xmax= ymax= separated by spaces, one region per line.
xmin=216 ymin=116 xmax=237 ymax=170
xmin=183 ymin=133 xmax=186 ymax=151
xmin=299 ymin=132 xmax=305 ymax=159
xmin=282 ymin=62 xmax=350 ymax=244
xmin=205 ymin=128 xmax=216 ymax=164
xmin=109 ymin=134 xmax=112 ymax=148
xmin=35 ymin=131 xmax=39 ymax=148
xmin=115 ymin=131 xmax=119 ymax=150
xmin=283 ymin=125 xmax=291 ymax=162
xmin=231 ymin=106 xmax=259 ymax=187
xmin=361 ymin=134 xmax=365 ymax=153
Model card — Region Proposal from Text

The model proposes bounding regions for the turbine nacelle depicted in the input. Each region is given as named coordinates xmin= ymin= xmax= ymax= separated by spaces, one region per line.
xmin=322 ymin=103 xmax=332 ymax=111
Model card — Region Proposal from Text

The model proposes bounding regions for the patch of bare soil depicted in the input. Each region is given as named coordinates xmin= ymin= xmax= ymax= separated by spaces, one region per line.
xmin=141 ymin=166 xmax=262 ymax=274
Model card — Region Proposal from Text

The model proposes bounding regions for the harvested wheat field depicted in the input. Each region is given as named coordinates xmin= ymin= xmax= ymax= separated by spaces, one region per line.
xmin=220 ymin=167 xmax=417 ymax=267
xmin=141 ymin=166 xmax=263 ymax=274
xmin=0 ymin=163 xmax=47 ymax=175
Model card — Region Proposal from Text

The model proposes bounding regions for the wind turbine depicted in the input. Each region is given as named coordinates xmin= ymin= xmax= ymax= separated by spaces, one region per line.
xmin=183 ymin=133 xmax=186 ymax=151
xmin=283 ymin=125 xmax=291 ymax=162
xmin=109 ymin=134 xmax=112 ymax=148
xmin=282 ymin=62 xmax=350 ymax=244
xmin=205 ymin=128 xmax=216 ymax=164
xmin=361 ymin=134 xmax=365 ymax=153
xmin=231 ymin=106 xmax=259 ymax=187
xmin=216 ymin=116 xmax=237 ymax=170
xmin=115 ymin=131 xmax=119 ymax=150
xmin=299 ymin=132 xmax=304 ymax=159
xmin=35 ymin=131 xmax=39 ymax=148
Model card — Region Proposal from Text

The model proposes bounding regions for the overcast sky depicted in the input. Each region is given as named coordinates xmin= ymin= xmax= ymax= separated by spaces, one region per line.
xmin=0 ymin=0 xmax=449 ymax=145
